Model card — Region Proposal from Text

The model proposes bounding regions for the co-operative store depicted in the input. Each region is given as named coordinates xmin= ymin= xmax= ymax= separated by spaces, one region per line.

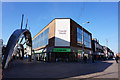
xmin=32 ymin=18 xmax=92 ymax=62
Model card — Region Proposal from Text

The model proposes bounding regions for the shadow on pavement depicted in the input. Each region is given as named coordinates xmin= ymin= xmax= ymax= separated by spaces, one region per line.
xmin=2 ymin=60 xmax=115 ymax=79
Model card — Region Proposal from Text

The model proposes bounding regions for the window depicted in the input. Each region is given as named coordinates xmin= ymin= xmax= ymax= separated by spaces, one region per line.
xmin=83 ymin=31 xmax=91 ymax=48
xmin=77 ymin=27 xmax=91 ymax=48
xmin=77 ymin=27 xmax=82 ymax=46
xmin=32 ymin=28 xmax=49 ymax=49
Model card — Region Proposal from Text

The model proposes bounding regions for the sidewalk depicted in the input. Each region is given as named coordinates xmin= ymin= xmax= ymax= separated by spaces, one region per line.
xmin=68 ymin=60 xmax=118 ymax=79
xmin=2 ymin=59 xmax=118 ymax=79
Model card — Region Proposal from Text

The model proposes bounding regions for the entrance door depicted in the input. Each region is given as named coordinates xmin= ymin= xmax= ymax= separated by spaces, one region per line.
xmin=55 ymin=52 xmax=68 ymax=62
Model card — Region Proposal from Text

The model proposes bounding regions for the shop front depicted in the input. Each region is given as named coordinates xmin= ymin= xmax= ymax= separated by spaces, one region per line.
xmin=33 ymin=49 xmax=48 ymax=61
xmin=49 ymin=48 xmax=76 ymax=62
xmin=77 ymin=49 xmax=92 ymax=62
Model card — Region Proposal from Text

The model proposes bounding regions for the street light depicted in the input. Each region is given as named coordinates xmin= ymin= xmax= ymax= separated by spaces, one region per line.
xmin=82 ymin=21 xmax=90 ymax=25
xmin=81 ymin=21 xmax=90 ymax=62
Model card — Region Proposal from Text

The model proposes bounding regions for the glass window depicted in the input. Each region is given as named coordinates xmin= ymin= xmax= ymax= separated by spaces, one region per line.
xmin=77 ymin=27 xmax=82 ymax=46
xmin=77 ymin=27 xmax=91 ymax=48
xmin=83 ymin=31 xmax=91 ymax=48
xmin=32 ymin=28 xmax=49 ymax=49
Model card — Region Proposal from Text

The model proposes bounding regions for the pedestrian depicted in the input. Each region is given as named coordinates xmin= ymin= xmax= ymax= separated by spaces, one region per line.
xmin=84 ymin=56 xmax=87 ymax=63
xmin=92 ymin=55 xmax=95 ymax=63
xmin=115 ymin=55 xmax=119 ymax=63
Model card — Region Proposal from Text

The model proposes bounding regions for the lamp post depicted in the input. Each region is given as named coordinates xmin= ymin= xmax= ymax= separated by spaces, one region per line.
xmin=81 ymin=21 xmax=90 ymax=62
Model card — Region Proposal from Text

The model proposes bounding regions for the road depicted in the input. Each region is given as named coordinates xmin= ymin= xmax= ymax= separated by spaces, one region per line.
xmin=2 ymin=59 xmax=119 ymax=79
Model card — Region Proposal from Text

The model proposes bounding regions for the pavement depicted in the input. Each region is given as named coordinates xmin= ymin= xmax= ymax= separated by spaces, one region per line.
xmin=69 ymin=60 xmax=118 ymax=79
xmin=2 ymin=59 xmax=119 ymax=79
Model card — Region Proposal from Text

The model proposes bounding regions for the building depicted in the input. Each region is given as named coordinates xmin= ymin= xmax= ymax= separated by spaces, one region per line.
xmin=0 ymin=39 xmax=3 ymax=54
xmin=117 ymin=53 xmax=120 ymax=57
xmin=92 ymin=38 xmax=105 ymax=60
xmin=92 ymin=38 xmax=115 ymax=60
xmin=103 ymin=46 xmax=114 ymax=59
xmin=0 ymin=39 xmax=3 ymax=61
xmin=32 ymin=18 xmax=92 ymax=62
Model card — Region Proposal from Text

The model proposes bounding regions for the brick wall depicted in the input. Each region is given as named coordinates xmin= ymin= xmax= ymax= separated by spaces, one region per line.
xmin=48 ymin=20 xmax=55 ymax=47
xmin=70 ymin=19 xmax=92 ymax=50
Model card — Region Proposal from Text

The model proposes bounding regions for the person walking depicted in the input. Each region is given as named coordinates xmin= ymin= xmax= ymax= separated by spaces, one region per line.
xmin=115 ymin=55 xmax=119 ymax=63
xmin=84 ymin=56 xmax=87 ymax=63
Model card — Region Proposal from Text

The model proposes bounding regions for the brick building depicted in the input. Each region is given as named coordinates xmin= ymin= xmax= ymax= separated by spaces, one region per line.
xmin=92 ymin=38 xmax=105 ymax=60
xmin=32 ymin=18 xmax=92 ymax=62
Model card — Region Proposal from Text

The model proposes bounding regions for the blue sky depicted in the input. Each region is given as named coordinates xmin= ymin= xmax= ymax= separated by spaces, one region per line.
xmin=2 ymin=2 xmax=118 ymax=53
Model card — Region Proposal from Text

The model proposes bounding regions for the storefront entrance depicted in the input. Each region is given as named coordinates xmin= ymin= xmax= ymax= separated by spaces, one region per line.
xmin=54 ymin=52 xmax=75 ymax=62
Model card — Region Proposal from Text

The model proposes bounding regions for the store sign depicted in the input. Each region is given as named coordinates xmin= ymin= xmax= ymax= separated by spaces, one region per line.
xmin=34 ymin=49 xmax=43 ymax=54
xmin=55 ymin=19 xmax=70 ymax=46
xmin=58 ymin=30 xmax=67 ymax=34
xmin=53 ymin=48 xmax=71 ymax=52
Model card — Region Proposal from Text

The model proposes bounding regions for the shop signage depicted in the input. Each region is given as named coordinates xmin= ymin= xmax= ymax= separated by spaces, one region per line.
xmin=53 ymin=48 xmax=71 ymax=52
xmin=58 ymin=30 xmax=66 ymax=34
xmin=34 ymin=49 xmax=43 ymax=54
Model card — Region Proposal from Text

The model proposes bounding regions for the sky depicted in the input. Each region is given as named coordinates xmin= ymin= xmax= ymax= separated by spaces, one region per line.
xmin=2 ymin=2 xmax=118 ymax=53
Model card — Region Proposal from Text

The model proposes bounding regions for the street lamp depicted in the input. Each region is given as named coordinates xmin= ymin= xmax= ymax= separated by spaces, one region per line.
xmin=81 ymin=21 xmax=90 ymax=62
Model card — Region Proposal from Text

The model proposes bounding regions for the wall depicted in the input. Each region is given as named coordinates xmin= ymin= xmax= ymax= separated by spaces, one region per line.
xmin=55 ymin=19 xmax=70 ymax=46
xmin=48 ymin=19 xmax=55 ymax=47
xmin=33 ymin=19 xmax=55 ymax=50
xmin=70 ymin=19 xmax=92 ymax=50
xmin=70 ymin=19 xmax=77 ymax=47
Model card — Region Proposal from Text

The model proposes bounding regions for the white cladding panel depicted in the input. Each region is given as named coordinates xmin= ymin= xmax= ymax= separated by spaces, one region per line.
xmin=55 ymin=19 xmax=70 ymax=46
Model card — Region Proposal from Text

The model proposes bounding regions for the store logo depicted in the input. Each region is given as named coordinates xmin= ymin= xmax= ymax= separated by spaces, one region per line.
xmin=58 ymin=30 xmax=66 ymax=34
